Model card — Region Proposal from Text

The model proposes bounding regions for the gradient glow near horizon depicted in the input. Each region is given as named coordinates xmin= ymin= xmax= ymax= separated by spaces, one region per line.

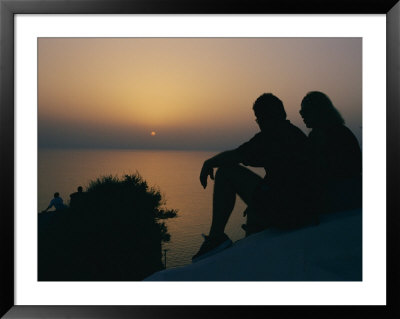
xmin=38 ymin=38 xmax=362 ymax=150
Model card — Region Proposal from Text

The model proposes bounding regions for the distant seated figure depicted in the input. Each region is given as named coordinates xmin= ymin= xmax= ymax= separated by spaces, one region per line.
xmin=42 ymin=192 xmax=67 ymax=213
xmin=69 ymin=186 xmax=85 ymax=210
xmin=300 ymin=91 xmax=362 ymax=213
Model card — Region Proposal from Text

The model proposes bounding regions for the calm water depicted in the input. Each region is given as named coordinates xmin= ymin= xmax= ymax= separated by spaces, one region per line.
xmin=38 ymin=149 xmax=264 ymax=268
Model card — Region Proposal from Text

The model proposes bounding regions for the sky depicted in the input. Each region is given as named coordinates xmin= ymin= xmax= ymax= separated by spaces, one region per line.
xmin=38 ymin=38 xmax=362 ymax=150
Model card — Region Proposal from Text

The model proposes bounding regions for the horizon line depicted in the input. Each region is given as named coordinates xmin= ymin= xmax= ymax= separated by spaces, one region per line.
xmin=37 ymin=146 xmax=226 ymax=152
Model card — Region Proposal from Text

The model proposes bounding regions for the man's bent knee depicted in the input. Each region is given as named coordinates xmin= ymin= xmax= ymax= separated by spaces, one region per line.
xmin=215 ymin=165 xmax=263 ymax=205
xmin=215 ymin=164 xmax=242 ymax=180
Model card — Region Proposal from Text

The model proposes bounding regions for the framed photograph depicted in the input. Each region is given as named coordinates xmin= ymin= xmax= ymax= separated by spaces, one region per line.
xmin=1 ymin=0 xmax=399 ymax=318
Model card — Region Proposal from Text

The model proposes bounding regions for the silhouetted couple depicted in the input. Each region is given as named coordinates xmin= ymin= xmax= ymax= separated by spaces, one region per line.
xmin=192 ymin=92 xmax=361 ymax=262
xmin=42 ymin=186 xmax=85 ymax=213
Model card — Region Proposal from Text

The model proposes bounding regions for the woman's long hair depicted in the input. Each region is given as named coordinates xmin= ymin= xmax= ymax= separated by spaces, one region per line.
xmin=301 ymin=91 xmax=345 ymax=127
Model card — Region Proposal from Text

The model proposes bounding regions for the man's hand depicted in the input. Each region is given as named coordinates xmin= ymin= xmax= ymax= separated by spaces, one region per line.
xmin=200 ymin=161 xmax=214 ymax=189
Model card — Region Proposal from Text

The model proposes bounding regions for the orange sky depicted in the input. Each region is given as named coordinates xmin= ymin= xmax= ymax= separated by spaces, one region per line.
xmin=38 ymin=38 xmax=362 ymax=150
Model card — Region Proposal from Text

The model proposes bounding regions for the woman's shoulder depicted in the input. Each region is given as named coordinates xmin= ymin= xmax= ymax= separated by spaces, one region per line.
xmin=309 ymin=125 xmax=359 ymax=145
xmin=314 ymin=125 xmax=356 ymax=139
xmin=335 ymin=124 xmax=355 ymax=134
xmin=331 ymin=125 xmax=359 ymax=142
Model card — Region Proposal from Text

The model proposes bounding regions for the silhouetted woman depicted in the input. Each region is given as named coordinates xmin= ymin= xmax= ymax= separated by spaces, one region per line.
xmin=300 ymin=91 xmax=362 ymax=213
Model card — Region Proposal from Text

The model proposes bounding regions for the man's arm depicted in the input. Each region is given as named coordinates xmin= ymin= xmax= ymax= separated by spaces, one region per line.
xmin=42 ymin=201 xmax=53 ymax=213
xmin=200 ymin=149 xmax=243 ymax=189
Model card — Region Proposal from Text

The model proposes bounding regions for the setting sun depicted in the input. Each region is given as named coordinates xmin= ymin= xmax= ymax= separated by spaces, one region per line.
xmin=38 ymin=38 xmax=362 ymax=150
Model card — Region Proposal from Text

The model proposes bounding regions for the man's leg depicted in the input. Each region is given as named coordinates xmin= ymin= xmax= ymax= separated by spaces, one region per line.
xmin=208 ymin=164 xmax=262 ymax=238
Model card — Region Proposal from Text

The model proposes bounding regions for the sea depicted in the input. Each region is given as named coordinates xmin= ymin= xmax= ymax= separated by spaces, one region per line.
xmin=38 ymin=149 xmax=265 ymax=269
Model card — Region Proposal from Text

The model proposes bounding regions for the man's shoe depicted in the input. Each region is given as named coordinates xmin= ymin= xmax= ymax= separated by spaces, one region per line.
xmin=192 ymin=233 xmax=232 ymax=263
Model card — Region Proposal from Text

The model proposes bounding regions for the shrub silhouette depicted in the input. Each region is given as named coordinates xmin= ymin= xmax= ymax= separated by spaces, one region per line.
xmin=38 ymin=174 xmax=177 ymax=281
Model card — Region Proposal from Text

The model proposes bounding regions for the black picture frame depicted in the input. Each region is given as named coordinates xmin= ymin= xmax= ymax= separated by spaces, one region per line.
xmin=1 ymin=0 xmax=399 ymax=318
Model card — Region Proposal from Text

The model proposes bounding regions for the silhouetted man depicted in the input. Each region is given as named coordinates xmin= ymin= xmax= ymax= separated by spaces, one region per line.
xmin=69 ymin=186 xmax=85 ymax=210
xmin=42 ymin=192 xmax=66 ymax=212
xmin=193 ymin=93 xmax=312 ymax=262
